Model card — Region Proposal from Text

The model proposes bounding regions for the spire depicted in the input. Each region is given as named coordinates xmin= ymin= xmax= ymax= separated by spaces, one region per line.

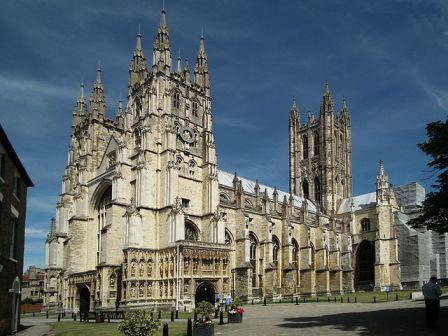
xmin=340 ymin=97 xmax=350 ymax=122
xmin=89 ymin=67 xmax=106 ymax=120
xmin=194 ymin=35 xmax=210 ymax=88
xmin=183 ymin=58 xmax=190 ymax=83
xmin=129 ymin=31 xmax=148 ymax=89
xmin=320 ymin=81 xmax=333 ymax=114
xmin=289 ymin=97 xmax=300 ymax=125
xmin=152 ymin=8 xmax=171 ymax=72
xmin=176 ymin=49 xmax=182 ymax=73
xmin=115 ymin=99 xmax=125 ymax=128
xmin=376 ymin=160 xmax=390 ymax=203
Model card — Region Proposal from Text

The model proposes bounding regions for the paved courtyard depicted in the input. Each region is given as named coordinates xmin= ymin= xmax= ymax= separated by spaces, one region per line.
xmin=218 ymin=298 xmax=448 ymax=336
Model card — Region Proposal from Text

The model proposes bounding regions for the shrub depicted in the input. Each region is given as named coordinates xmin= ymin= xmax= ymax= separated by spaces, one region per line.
xmin=231 ymin=298 xmax=243 ymax=307
xmin=118 ymin=311 xmax=161 ymax=336
xmin=194 ymin=301 xmax=214 ymax=323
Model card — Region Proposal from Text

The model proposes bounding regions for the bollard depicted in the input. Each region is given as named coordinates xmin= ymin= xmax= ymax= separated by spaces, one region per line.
xmin=279 ymin=298 xmax=282 ymax=303
xmin=334 ymin=297 xmax=336 ymax=303
xmin=184 ymin=306 xmax=187 ymax=311
xmin=176 ymin=310 xmax=179 ymax=319
xmin=163 ymin=323 xmax=168 ymax=336
xmin=316 ymin=297 xmax=319 ymax=303
xmin=219 ymin=311 xmax=224 ymax=325
xmin=355 ymin=297 xmax=357 ymax=303
xmin=373 ymin=296 xmax=376 ymax=303
xmin=170 ymin=311 xmax=174 ymax=322
xmin=409 ymin=292 xmax=412 ymax=300
xmin=263 ymin=297 xmax=267 ymax=306
xmin=46 ymin=310 xmax=49 ymax=319
xmin=395 ymin=294 xmax=398 ymax=301
xmin=348 ymin=297 xmax=350 ymax=303
xmin=74 ymin=313 xmax=77 ymax=322
xmin=194 ymin=312 xmax=198 ymax=321
xmin=33 ymin=312 xmax=35 ymax=317
xmin=187 ymin=318 xmax=193 ymax=336
xmin=303 ymin=297 xmax=306 ymax=303
xmin=295 ymin=297 xmax=299 ymax=305
xmin=158 ymin=310 xmax=162 ymax=319
xmin=214 ymin=309 xmax=218 ymax=318
xmin=252 ymin=299 xmax=254 ymax=305
xmin=328 ymin=296 xmax=330 ymax=302
xmin=58 ymin=314 xmax=61 ymax=322
xmin=340 ymin=297 xmax=343 ymax=303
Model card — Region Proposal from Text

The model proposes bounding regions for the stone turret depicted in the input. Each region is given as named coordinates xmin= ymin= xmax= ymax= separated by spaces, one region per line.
xmin=129 ymin=32 xmax=148 ymax=89
xmin=72 ymin=83 xmax=86 ymax=129
xmin=152 ymin=9 xmax=171 ymax=73
xmin=194 ymin=36 xmax=210 ymax=92
xmin=89 ymin=68 xmax=106 ymax=120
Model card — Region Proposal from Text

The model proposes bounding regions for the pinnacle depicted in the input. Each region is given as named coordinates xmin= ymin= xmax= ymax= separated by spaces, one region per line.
xmin=95 ymin=67 xmax=102 ymax=84
xmin=160 ymin=8 xmax=167 ymax=28
xmin=135 ymin=33 xmax=142 ymax=51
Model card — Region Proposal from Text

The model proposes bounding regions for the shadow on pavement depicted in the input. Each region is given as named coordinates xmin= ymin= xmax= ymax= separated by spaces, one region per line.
xmin=277 ymin=305 xmax=447 ymax=335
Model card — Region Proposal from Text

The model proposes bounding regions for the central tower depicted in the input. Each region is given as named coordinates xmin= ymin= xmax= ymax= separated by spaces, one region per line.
xmin=289 ymin=84 xmax=352 ymax=215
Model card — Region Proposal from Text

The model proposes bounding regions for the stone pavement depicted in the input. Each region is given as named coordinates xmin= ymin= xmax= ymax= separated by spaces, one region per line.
xmin=217 ymin=297 xmax=448 ymax=336
xmin=16 ymin=323 xmax=52 ymax=336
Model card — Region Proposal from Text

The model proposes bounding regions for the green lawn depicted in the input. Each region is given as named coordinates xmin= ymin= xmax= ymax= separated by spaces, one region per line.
xmin=50 ymin=321 xmax=189 ymax=336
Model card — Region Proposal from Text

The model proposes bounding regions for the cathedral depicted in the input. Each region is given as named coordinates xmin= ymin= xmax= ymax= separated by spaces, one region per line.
xmin=44 ymin=9 xmax=446 ymax=313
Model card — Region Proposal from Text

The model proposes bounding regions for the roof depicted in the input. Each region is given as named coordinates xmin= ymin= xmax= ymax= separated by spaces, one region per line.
xmin=218 ymin=170 xmax=317 ymax=213
xmin=337 ymin=192 xmax=376 ymax=214
xmin=0 ymin=124 xmax=34 ymax=187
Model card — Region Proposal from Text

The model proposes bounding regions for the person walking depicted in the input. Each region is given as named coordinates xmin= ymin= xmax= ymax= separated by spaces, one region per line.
xmin=422 ymin=276 xmax=442 ymax=328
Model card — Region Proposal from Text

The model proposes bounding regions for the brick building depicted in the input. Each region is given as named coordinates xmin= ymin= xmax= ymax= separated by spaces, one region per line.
xmin=0 ymin=124 xmax=33 ymax=335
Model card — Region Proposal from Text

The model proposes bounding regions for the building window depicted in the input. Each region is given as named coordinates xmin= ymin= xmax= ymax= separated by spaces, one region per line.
xmin=0 ymin=153 xmax=5 ymax=180
xmin=302 ymin=179 xmax=309 ymax=199
xmin=173 ymin=91 xmax=180 ymax=109
xmin=292 ymin=239 xmax=299 ymax=264
xmin=185 ymin=221 xmax=198 ymax=241
xmin=192 ymin=101 xmax=198 ymax=117
xmin=314 ymin=177 xmax=321 ymax=205
xmin=249 ymin=233 xmax=258 ymax=287
xmin=96 ymin=186 xmax=112 ymax=264
xmin=272 ymin=236 xmax=280 ymax=265
xmin=9 ymin=218 xmax=18 ymax=259
xmin=13 ymin=175 xmax=21 ymax=199
xmin=181 ymin=198 xmax=190 ymax=208
xmin=302 ymin=135 xmax=308 ymax=159
xmin=314 ymin=132 xmax=319 ymax=156
xmin=225 ymin=230 xmax=232 ymax=245
xmin=361 ymin=218 xmax=371 ymax=232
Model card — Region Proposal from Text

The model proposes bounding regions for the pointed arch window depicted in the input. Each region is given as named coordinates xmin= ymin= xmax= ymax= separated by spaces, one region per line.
xmin=185 ymin=220 xmax=199 ymax=241
xmin=314 ymin=177 xmax=321 ymax=205
xmin=96 ymin=185 xmax=112 ymax=265
xmin=249 ymin=233 xmax=258 ymax=287
xmin=292 ymin=238 xmax=299 ymax=264
xmin=173 ymin=91 xmax=181 ymax=109
xmin=272 ymin=235 xmax=280 ymax=265
xmin=192 ymin=100 xmax=199 ymax=117
xmin=302 ymin=179 xmax=309 ymax=199
xmin=339 ymin=134 xmax=343 ymax=160
xmin=314 ymin=131 xmax=319 ymax=156
xmin=302 ymin=135 xmax=309 ymax=159
xmin=361 ymin=218 xmax=371 ymax=232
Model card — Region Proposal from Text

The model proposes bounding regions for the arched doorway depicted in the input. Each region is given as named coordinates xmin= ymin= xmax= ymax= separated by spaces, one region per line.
xmin=79 ymin=286 xmax=90 ymax=314
xmin=355 ymin=240 xmax=375 ymax=290
xmin=195 ymin=282 xmax=215 ymax=306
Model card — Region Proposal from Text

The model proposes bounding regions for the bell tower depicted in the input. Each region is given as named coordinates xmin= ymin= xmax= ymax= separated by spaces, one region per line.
xmin=288 ymin=84 xmax=352 ymax=215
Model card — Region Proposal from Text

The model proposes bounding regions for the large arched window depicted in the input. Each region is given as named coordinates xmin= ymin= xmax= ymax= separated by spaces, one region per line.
xmin=314 ymin=131 xmax=319 ymax=156
xmin=185 ymin=220 xmax=199 ymax=241
xmin=314 ymin=177 xmax=321 ymax=205
xmin=361 ymin=218 xmax=371 ymax=232
xmin=355 ymin=240 xmax=375 ymax=287
xmin=173 ymin=91 xmax=181 ymax=109
xmin=97 ymin=185 xmax=112 ymax=265
xmin=302 ymin=179 xmax=309 ymax=199
xmin=249 ymin=233 xmax=258 ymax=287
xmin=302 ymin=135 xmax=309 ymax=159
xmin=272 ymin=235 xmax=280 ymax=265
xmin=339 ymin=134 xmax=343 ymax=160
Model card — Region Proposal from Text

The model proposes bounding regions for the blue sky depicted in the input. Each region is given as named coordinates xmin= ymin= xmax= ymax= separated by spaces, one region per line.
xmin=0 ymin=0 xmax=447 ymax=270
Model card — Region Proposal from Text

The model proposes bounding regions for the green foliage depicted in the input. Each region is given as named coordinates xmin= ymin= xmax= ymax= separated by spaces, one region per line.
xmin=410 ymin=117 xmax=448 ymax=233
xmin=21 ymin=297 xmax=35 ymax=305
xmin=194 ymin=301 xmax=214 ymax=321
xmin=232 ymin=298 xmax=243 ymax=307
xmin=118 ymin=311 xmax=161 ymax=336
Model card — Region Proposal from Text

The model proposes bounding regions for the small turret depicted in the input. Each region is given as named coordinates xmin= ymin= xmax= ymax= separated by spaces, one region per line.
xmin=72 ymin=83 xmax=86 ymax=128
xmin=183 ymin=58 xmax=190 ymax=83
xmin=376 ymin=160 xmax=390 ymax=204
xmin=115 ymin=99 xmax=125 ymax=129
xmin=289 ymin=97 xmax=300 ymax=126
xmin=89 ymin=68 xmax=106 ymax=120
xmin=340 ymin=97 xmax=350 ymax=124
xmin=194 ymin=35 xmax=210 ymax=89
xmin=129 ymin=32 xmax=148 ymax=89
xmin=152 ymin=8 xmax=171 ymax=73
xmin=320 ymin=81 xmax=333 ymax=115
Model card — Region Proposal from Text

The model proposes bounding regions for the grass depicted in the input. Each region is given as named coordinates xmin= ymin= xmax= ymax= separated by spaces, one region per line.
xmin=50 ymin=321 xmax=189 ymax=336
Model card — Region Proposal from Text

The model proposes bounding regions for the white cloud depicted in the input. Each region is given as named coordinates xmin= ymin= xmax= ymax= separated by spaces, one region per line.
xmin=25 ymin=227 xmax=48 ymax=238
xmin=28 ymin=195 xmax=57 ymax=214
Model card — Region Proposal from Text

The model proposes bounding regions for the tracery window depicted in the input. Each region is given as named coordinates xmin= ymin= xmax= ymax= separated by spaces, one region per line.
xmin=314 ymin=177 xmax=321 ymax=205
xmin=272 ymin=235 xmax=280 ymax=265
xmin=302 ymin=135 xmax=309 ymax=159
xmin=185 ymin=221 xmax=199 ymax=241
xmin=225 ymin=230 xmax=233 ymax=245
xmin=361 ymin=218 xmax=371 ymax=232
xmin=314 ymin=131 xmax=319 ymax=156
xmin=292 ymin=238 xmax=299 ymax=264
xmin=192 ymin=100 xmax=199 ymax=117
xmin=249 ymin=233 xmax=258 ymax=287
xmin=302 ymin=179 xmax=309 ymax=199
xmin=96 ymin=186 xmax=111 ymax=265
xmin=173 ymin=91 xmax=180 ymax=109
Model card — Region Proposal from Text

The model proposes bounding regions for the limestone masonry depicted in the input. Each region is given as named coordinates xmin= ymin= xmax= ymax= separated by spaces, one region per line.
xmin=44 ymin=9 xmax=448 ymax=312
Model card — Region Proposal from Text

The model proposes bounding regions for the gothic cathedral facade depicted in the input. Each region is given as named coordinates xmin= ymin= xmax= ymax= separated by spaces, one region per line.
xmin=44 ymin=9 xmax=402 ymax=313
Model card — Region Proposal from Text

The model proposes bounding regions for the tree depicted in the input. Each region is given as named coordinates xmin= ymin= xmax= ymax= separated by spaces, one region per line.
xmin=118 ymin=311 xmax=161 ymax=336
xmin=410 ymin=117 xmax=448 ymax=233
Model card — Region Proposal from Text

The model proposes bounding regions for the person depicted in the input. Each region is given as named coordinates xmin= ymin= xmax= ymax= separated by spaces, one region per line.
xmin=422 ymin=276 xmax=442 ymax=328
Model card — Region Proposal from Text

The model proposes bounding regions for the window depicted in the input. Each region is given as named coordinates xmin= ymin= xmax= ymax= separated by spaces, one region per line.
xmin=173 ymin=91 xmax=180 ymax=109
xmin=181 ymin=198 xmax=190 ymax=208
xmin=314 ymin=132 xmax=319 ymax=156
xmin=192 ymin=101 xmax=198 ymax=117
xmin=339 ymin=134 xmax=343 ymax=160
xmin=96 ymin=186 xmax=112 ymax=264
xmin=302 ymin=179 xmax=309 ymax=199
xmin=272 ymin=236 xmax=280 ymax=265
xmin=249 ymin=233 xmax=258 ymax=287
xmin=361 ymin=218 xmax=371 ymax=232
xmin=314 ymin=177 xmax=321 ymax=205
xmin=302 ymin=135 xmax=308 ymax=159
xmin=225 ymin=230 xmax=232 ymax=245
xmin=9 ymin=218 xmax=18 ymax=259
xmin=13 ymin=175 xmax=21 ymax=199
xmin=292 ymin=239 xmax=299 ymax=264
xmin=0 ymin=153 xmax=5 ymax=180
xmin=185 ymin=221 xmax=198 ymax=241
